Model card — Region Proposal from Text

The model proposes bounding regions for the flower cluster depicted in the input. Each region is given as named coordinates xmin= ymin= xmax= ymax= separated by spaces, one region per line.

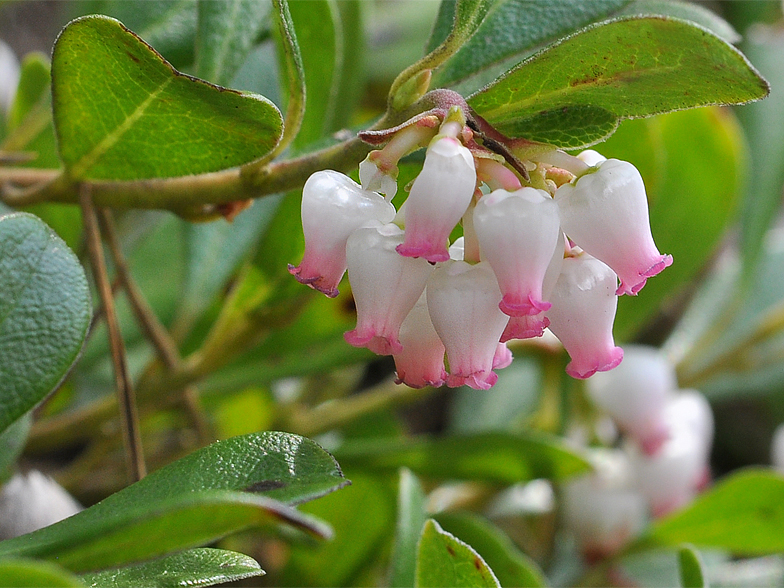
xmin=289 ymin=109 xmax=672 ymax=389
xmin=563 ymin=346 xmax=714 ymax=560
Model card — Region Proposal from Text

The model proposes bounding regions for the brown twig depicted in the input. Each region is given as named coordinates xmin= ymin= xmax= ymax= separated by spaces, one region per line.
xmin=79 ymin=185 xmax=146 ymax=482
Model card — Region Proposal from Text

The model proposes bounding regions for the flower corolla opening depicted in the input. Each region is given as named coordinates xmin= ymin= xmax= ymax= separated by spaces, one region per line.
xmin=344 ymin=222 xmax=433 ymax=355
xmin=396 ymin=136 xmax=476 ymax=263
xmin=289 ymin=170 xmax=395 ymax=297
xmin=555 ymin=159 xmax=672 ymax=296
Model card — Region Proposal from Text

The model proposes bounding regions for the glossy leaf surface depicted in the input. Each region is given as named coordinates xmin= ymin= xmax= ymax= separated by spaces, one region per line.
xmin=0 ymin=213 xmax=90 ymax=435
xmin=52 ymin=15 xmax=282 ymax=180
xmin=80 ymin=548 xmax=264 ymax=587
xmin=469 ymin=17 xmax=769 ymax=149
xmin=0 ymin=432 xmax=346 ymax=571
xmin=415 ymin=519 xmax=500 ymax=588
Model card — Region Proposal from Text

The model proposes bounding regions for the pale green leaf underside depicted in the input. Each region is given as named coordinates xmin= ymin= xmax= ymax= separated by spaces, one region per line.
xmin=0 ymin=213 xmax=90 ymax=436
xmin=52 ymin=15 xmax=282 ymax=181
xmin=469 ymin=16 xmax=769 ymax=149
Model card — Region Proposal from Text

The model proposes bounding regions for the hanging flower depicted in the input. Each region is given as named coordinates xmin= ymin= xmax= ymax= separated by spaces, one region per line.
xmin=546 ymin=251 xmax=623 ymax=379
xmin=396 ymin=135 xmax=476 ymax=263
xmin=555 ymin=159 xmax=672 ymax=296
xmin=344 ymin=223 xmax=433 ymax=355
xmin=393 ymin=291 xmax=447 ymax=388
xmin=473 ymin=187 xmax=562 ymax=316
xmin=288 ymin=170 xmax=395 ymax=297
xmin=427 ymin=260 xmax=509 ymax=390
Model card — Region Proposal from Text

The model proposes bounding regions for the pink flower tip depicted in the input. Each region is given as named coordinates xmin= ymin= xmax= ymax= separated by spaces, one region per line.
xmin=395 ymin=242 xmax=450 ymax=263
xmin=288 ymin=263 xmax=339 ymax=298
xmin=566 ymin=347 xmax=624 ymax=380
xmin=499 ymin=294 xmax=551 ymax=317
xmin=394 ymin=371 xmax=447 ymax=389
xmin=447 ymin=370 xmax=498 ymax=390
xmin=344 ymin=329 xmax=403 ymax=355
xmin=616 ymin=254 xmax=673 ymax=296
xmin=500 ymin=315 xmax=549 ymax=342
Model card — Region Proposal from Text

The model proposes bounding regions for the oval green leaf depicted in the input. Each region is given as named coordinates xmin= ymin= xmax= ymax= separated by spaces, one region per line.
xmin=0 ymin=213 xmax=91 ymax=436
xmin=415 ymin=519 xmax=500 ymax=588
xmin=333 ymin=431 xmax=591 ymax=484
xmin=642 ymin=468 xmax=784 ymax=555
xmin=52 ymin=15 xmax=283 ymax=181
xmin=80 ymin=548 xmax=264 ymax=588
xmin=0 ymin=432 xmax=347 ymax=571
xmin=468 ymin=16 xmax=769 ymax=149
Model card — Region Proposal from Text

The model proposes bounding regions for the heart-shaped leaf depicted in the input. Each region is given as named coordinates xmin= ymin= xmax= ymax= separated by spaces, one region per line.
xmin=468 ymin=16 xmax=769 ymax=149
xmin=0 ymin=432 xmax=348 ymax=571
xmin=0 ymin=213 xmax=91 ymax=436
xmin=80 ymin=548 xmax=264 ymax=587
xmin=51 ymin=15 xmax=283 ymax=181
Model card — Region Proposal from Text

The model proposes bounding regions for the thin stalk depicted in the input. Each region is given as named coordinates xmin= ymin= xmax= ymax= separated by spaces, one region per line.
xmin=80 ymin=186 xmax=146 ymax=482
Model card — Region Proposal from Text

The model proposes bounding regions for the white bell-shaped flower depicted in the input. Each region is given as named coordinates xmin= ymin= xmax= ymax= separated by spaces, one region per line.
xmin=427 ymin=260 xmax=509 ymax=390
xmin=289 ymin=171 xmax=395 ymax=298
xmin=587 ymin=345 xmax=678 ymax=454
xmin=562 ymin=448 xmax=648 ymax=560
xmin=628 ymin=389 xmax=713 ymax=517
xmin=501 ymin=236 xmax=564 ymax=341
xmin=344 ymin=223 xmax=433 ymax=355
xmin=546 ymin=252 xmax=623 ymax=379
xmin=393 ymin=291 xmax=447 ymax=389
xmin=397 ymin=136 xmax=476 ymax=263
xmin=474 ymin=187 xmax=561 ymax=316
xmin=555 ymin=159 xmax=672 ymax=296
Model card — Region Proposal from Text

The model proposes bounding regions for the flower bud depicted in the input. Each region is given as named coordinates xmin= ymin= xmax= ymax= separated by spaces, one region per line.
xmin=555 ymin=159 xmax=672 ymax=296
xmin=344 ymin=223 xmax=433 ymax=355
xmin=288 ymin=171 xmax=395 ymax=297
xmin=427 ymin=260 xmax=509 ymax=390
xmin=474 ymin=187 xmax=561 ymax=316
xmin=396 ymin=136 xmax=476 ymax=263
xmin=546 ymin=252 xmax=623 ymax=379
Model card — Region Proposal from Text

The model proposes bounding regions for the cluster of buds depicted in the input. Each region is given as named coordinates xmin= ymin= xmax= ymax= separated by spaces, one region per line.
xmin=563 ymin=346 xmax=714 ymax=559
xmin=289 ymin=106 xmax=672 ymax=389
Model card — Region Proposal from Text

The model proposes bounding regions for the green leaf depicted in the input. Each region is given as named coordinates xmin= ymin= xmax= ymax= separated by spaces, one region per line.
xmin=282 ymin=473 xmax=395 ymax=587
xmin=0 ymin=213 xmax=91 ymax=436
xmin=469 ymin=16 xmax=769 ymax=149
xmin=270 ymin=0 xmax=306 ymax=156
xmin=176 ymin=195 xmax=282 ymax=333
xmin=52 ymin=15 xmax=283 ymax=181
xmin=619 ymin=0 xmax=740 ymax=44
xmin=287 ymin=0 xmax=341 ymax=148
xmin=737 ymin=29 xmax=784 ymax=279
xmin=678 ymin=544 xmax=708 ymax=588
xmin=0 ymin=559 xmax=83 ymax=587
xmin=0 ymin=414 xmax=31 ymax=483
xmin=195 ymin=0 xmax=271 ymax=86
xmin=1 ymin=52 xmax=59 ymax=169
xmin=431 ymin=0 xmax=631 ymax=88
xmin=434 ymin=512 xmax=547 ymax=588
xmin=334 ymin=432 xmax=591 ymax=484
xmin=0 ymin=432 xmax=347 ymax=571
xmin=89 ymin=0 xmax=198 ymax=68
xmin=330 ymin=0 xmax=364 ymax=130
xmin=80 ymin=548 xmax=264 ymax=588
xmin=600 ymin=107 xmax=746 ymax=340
xmin=643 ymin=468 xmax=784 ymax=555
xmin=390 ymin=469 xmax=428 ymax=588
xmin=415 ymin=519 xmax=500 ymax=588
